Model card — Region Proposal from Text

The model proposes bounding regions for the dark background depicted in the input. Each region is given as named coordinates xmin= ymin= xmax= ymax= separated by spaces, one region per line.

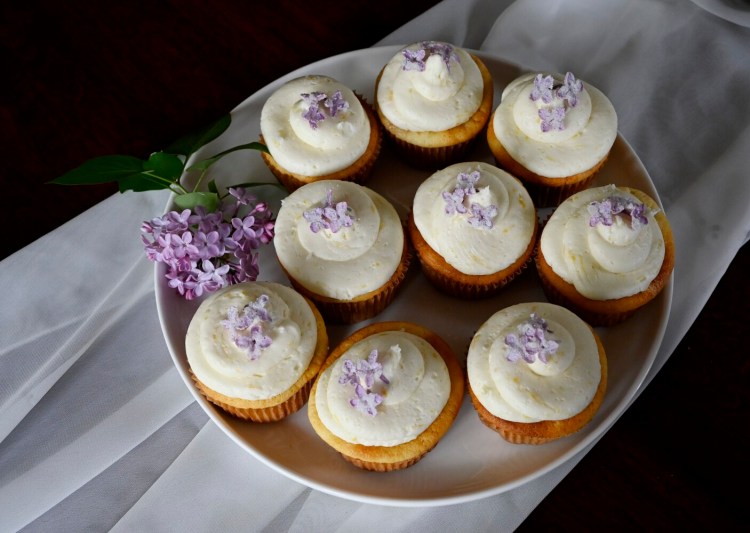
xmin=2 ymin=1 xmax=746 ymax=529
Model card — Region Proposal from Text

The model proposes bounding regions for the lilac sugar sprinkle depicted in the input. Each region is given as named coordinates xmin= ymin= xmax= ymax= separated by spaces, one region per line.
xmin=323 ymin=90 xmax=349 ymax=117
xmin=402 ymin=48 xmax=427 ymax=71
xmin=457 ymin=171 xmax=480 ymax=195
xmin=442 ymin=187 xmax=468 ymax=215
xmin=505 ymin=313 xmax=559 ymax=364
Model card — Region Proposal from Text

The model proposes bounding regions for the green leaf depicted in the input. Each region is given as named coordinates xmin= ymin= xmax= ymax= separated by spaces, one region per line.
xmin=49 ymin=155 xmax=145 ymax=185
xmin=173 ymin=191 xmax=220 ymax=212
xmin=164 ymin=114 xmax=232 ymax=158
xmin=186 ymin=142 xmax=270 ymax=172
xmin=118 ymin=172 xmax=172 ymax=193
xmin=144 ymin=152 xmax=184 ymax=182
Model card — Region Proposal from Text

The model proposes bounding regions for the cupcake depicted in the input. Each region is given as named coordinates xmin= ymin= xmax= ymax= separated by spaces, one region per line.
xmin=467 ymin=302 xmax=607 ymax=444
xmin=408 ymin=161 xmax=538 ymax=298
xmin=185 ymin=281 xmax=328 ymax=423
xmin=259 ymin=75 xmax=382 ymax=192
xmin=308 ymin=321 xmax=464 ymax=471
xmin=487 ymin=71 xmax=617 ymax=207
xmin=536 ymin=184 xmax=675 ymax=326
xmin=374 ymin=41 xmax=493 ymax=169
xmin=273 ymin=179 xmax=409 ymax=324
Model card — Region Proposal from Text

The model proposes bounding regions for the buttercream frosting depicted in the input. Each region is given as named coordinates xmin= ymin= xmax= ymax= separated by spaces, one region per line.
xmin=467 ymin=302 xmax=601 ymax=422
xmin=540 ymin=184 xmax=665 ymax=299
xmin=186 ymin=282 xmax=318 ymax=400
xmin=492 ymin=72 xmax=617 ymax=178
xmin=260 ymin=75 xmax=370 ymax=176
xmin=314 ymin=330 xmax=451 ymax=446
xmin=412 ymin=161 xmax=536 ymax=275
xmin=376 ymin=41 xmax=484 ymax=132
xmin=273 ymin=180 xmax=404 ymax=300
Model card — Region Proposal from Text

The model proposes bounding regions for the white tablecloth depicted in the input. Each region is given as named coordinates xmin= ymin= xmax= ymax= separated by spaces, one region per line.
xmin=1 ymin=0 xmax=748 ymax=531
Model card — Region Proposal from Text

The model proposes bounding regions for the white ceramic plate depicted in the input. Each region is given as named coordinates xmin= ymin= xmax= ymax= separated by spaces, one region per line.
xmin=690 ymin=0 xmax=750 ymax=27
xmin=156 ymin=46 xmax=672 ymax=507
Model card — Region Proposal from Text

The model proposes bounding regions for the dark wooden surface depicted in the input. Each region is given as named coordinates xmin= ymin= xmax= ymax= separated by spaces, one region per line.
xmin=3 ymin=2 xmax=746 ymax=529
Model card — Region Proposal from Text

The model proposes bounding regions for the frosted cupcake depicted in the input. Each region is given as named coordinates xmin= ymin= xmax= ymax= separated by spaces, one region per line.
xmin=185 ymin=281 xmax=328 ymax=423
xmin=374 ymin=41 xmax=493 ymax=168
xmin=536 ymin=184 xmax=675 ymax=326
xmin=409 ymin=161 xmax=538 ymax=298
xmin=308 ymin=321 xmax=464 ymax=471
xmin=273 ymin=180 xmax=409 ymax=324
xmin=487 ymin=71 xmax=617 ymax=207
xmin=260 ymin=75 xmax=382 ymax=191
xmin=467 ymin=302 xmax=607 ymax=444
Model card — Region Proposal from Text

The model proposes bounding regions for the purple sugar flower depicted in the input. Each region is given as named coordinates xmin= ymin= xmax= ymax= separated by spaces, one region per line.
xmin=505 ymin=313 xmax=559 ymax=364
xmin=323 ymin=90 xmax=349 ymax=117
xmin=530 ymin=74 xmax=555 ymax=104
xmin=221 ymin=295 xmax=273 ymax=360
xmin=349 ymin=384 xmax=384 ymax=417
xmin=442 ymin=187 xmax=468 ymax=215
xmin=303 ymin=188 xmax=354 ymax=233
xmin=557 ymin=71 xmax=584 ymax=108
xmin=457 ymin=171 xmax=480 ymax=195
xmin=588 ymin=195 xmax=649 ymax=229
xmin=539 ymin=105 xmax=567 ymax=132
xmin=422 ymin=41 xmax=459 ymax=70
xmin=402 ymin=48 xmax=427 ymax=71
xmin=338 ymin=349 xmax=390 ymax=416
xmin=468 ymin=203 xmax=498 ymax=229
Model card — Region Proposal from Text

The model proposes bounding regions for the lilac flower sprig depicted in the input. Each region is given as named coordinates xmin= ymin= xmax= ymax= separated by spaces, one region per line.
xmin=588 ymin=195 xmax=649 ymax=230
xmin=505 ymin=314 xmax=560 ymax=364
xmin=442 ymin=170 xmax=498 ymax=229
xmin=529 ymin=72 xmax=584 ymax=133
xmin=220 ymin=295 xmax=273 ymax=360
xmin=301 ymin=90 xmax=349 ymax=129
xmin=141 ymin=186 xmax=276 ymax=300
xmin=402 ymin=41 xmax=460 ymax=72
xmin=303 ymin=188 xmax=354 ymax=233
xmin=338 ymin=349 xmax=390 ymax=416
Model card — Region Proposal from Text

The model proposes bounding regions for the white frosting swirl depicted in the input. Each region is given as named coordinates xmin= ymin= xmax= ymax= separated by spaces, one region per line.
xmin=273 ymin=180 xmax=404 ymax=300
xmin=467 ymin=302 xmax=601 ymax=422
xmin=492 ymin=72 xmax=617 ymax=177
xmin=412 ymin=162 xmax=536 ymax=275
xmin=260 ymin=75 xmax=370 ymax=176
xmin=185 ymin=282 xmax=317 ymax=400
xmin=314 ymin=331 xmax=451 ymax=446
xmin=376 ymin=42 xmax=484 ymax=131
xmin=540 ymin=184 xmax=665 ymax=299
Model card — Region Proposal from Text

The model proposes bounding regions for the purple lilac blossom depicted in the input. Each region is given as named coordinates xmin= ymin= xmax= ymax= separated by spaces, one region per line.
xmin=338 ymin=349 xmax=390 ymax=416
xmin=402 ymin=48 xmax=427 ymax=71
xmin=539 ymin=106 xmax=567 ymax=132
xmin=303 ymin=188 xmax=354 ymax=233
xmin=141 ymin=187 xmax=275 ymax=300
xmin=468 ymin=203 xmax=498 ymax=229
xmin=530 ymin=74 xmax=555 ymax=104
xmin=557 ymin=72 xmax=584 ymax=108
xmin=588 ymin=196 xmax=649 ymax=229
xmin=220 ymin=295 xmax=273 ymax=360
xmin=505 ymin=313 xmax=560 ymax=364
xmin=301 ymin=90 xmax=349 ymax=129
xmin=402 ymin=42 xmax=458 ymax=72
xmin=324 ymin=90 xmax=349 ymax=117
xmin=457 ymin=171 xmax=480 ymax=194
xmin=442 ymin=188 xmax=467 ymax=215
